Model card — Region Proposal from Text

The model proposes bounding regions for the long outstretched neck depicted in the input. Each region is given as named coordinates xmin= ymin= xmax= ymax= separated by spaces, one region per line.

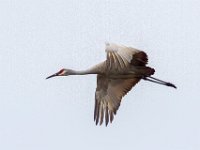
xmin=69 ymin=63 xmax=104 ymax=75
xmin=69 ymin=68 xmax=100 ymax=75
xmin=143 ymin=76 xmax=177 ymax=89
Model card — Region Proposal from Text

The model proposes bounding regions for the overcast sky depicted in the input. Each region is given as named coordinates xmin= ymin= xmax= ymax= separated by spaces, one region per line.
xmin=0 ymin=0 xmax=200 ymax=150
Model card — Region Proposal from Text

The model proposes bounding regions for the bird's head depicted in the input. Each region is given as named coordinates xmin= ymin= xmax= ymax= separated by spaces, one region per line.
xmin=46 ymin=68 xmax=72 ymax=79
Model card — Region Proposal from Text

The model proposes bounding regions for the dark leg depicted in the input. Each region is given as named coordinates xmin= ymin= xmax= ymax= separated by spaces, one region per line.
xmin=143 ymin=76 xmax=177 ymax=89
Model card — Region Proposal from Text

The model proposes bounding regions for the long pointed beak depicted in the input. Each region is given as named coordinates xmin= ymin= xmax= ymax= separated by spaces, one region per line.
xmin=46 ymin=73 xmax=58 ymax=79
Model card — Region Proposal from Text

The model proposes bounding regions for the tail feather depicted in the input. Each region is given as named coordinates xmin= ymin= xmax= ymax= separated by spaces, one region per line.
xmin=145 ymin=67 xmax=155 ymax=76
xmin=137 ymin=67 xmax=155 ymax=76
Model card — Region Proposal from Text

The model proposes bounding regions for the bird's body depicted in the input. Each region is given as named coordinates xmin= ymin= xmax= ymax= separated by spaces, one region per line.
xmin=46 ymin=43 xmax=176 ymax=126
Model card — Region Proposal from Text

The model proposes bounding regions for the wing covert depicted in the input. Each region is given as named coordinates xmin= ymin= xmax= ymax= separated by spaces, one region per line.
xmin=105 ymin=43 xmax=148 ymax=72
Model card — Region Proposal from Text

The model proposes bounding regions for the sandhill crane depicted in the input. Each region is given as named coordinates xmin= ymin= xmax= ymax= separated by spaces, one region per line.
xmin=46 ymin=43 xmax=176 ymax=126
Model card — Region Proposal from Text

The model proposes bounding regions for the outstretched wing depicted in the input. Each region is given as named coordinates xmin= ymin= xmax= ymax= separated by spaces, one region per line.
xmin=94 ymin=75 xmax=141 ymax=126
xmin=105 ymin=43 xmax=148 ymax=72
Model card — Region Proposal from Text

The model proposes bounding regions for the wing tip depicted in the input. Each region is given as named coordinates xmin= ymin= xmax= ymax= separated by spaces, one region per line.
xmin=105 ymin=42 xmax=125 ymax=52
xmin=94 ymin=101 xmax=117 ymax=127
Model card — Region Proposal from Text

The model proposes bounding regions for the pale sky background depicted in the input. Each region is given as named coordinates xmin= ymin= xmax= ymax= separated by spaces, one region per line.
xmin=0 ymin=0 xmax=200 ymax=150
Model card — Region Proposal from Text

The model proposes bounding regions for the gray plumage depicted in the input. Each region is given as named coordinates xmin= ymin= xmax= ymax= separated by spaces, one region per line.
xmin=46 ymin=43 xmax=176 ymax=126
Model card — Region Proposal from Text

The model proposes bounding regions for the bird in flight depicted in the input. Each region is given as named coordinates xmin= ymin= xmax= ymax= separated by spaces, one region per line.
xmin=46 ymin=43 xmax=176 ymax=126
